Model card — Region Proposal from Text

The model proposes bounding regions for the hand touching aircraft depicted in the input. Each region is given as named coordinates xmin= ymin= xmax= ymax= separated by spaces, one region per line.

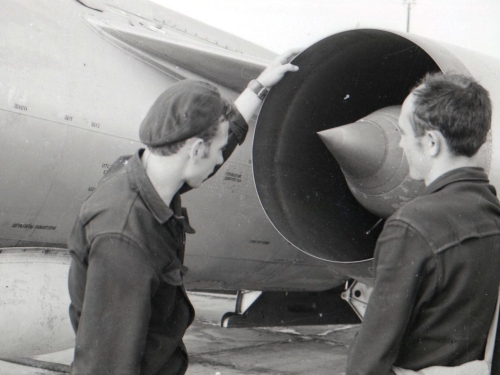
xmin=2 ymin=0 xmax=500 ymax=359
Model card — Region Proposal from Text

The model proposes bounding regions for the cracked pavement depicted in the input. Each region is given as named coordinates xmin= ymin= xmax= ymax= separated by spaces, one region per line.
xmin=0 ymin=292 xmax=358 ymax=375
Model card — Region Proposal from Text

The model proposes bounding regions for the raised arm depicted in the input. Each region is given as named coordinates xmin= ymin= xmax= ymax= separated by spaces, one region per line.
xmin=179 ymin=49 xmax=300 ymax=195
xmin=234 ymin=48 xmax=301 ymax=122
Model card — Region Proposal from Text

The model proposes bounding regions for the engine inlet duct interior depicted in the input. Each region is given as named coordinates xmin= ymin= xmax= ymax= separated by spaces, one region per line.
xmin=253 ymin=29 xmax=440 ymax=263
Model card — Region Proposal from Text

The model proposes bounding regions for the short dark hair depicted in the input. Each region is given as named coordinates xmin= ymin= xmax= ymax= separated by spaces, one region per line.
xmin=410 ymin=73 xmax=491 ymax=157
xmin=149 ymin=98 xmax=235 ymax=157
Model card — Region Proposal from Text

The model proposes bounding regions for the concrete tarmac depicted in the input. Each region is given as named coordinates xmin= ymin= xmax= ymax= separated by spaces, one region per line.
xmin=0 ymin=292 xmax=358 ymax=375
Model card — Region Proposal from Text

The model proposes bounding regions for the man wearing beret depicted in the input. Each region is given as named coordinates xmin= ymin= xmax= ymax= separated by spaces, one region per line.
xmin=67 ymin=49 xmax=300 ymax=375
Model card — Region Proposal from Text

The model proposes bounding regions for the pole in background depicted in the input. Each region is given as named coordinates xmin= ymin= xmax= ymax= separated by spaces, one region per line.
xmin=403 ymin=0 xmax=417 ymax=33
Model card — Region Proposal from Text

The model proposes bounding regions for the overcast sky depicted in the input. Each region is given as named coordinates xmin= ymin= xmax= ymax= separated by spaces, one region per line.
xmin=152 ymin=0 xmax=500 ymax=59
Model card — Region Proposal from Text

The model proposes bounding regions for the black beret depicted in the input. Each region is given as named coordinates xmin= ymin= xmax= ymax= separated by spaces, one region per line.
xmin=139 ymin=80 xmax=224 ymax=147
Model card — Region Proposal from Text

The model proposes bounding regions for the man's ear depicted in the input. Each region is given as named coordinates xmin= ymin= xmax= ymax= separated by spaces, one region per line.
xmin=189 ymin=138 xmax=206 ymax=162
xmin=426 ymin=130 xmax=441 ymax=157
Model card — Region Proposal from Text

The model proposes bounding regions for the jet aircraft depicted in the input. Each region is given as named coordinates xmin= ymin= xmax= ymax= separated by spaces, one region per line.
xmin=2 ymin=0 xmax=500 ymax=362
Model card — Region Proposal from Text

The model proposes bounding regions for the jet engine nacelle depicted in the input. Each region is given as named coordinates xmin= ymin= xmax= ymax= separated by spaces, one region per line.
xmin=253 ymin=29 xmax=500 ymax=282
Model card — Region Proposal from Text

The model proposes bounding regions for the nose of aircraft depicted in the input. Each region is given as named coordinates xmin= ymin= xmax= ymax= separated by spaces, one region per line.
xmin=317 ymin=106 xmax=422 ymax=218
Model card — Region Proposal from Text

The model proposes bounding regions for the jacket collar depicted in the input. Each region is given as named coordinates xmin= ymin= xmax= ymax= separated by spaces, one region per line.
xmin=422 ymin=167 xmax=489 ymax=196
xmin=127 ymin=149 xmax=176 ymax=225
xmin=127 ymin=149 xmax=196 ymax=233
xmin=123 ymin=148 xmax=180 ymax=224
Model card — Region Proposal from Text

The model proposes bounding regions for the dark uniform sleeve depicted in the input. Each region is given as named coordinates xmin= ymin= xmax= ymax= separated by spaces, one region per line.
xmin=346 ymin=221 xmax=435 ymax=375
xmin=71 ymin=235 xmax=159 ymax=375
xmin=178 ymin=109 xmax=249 ymax=195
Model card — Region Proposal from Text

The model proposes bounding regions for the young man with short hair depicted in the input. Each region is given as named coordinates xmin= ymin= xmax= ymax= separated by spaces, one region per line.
xmin=67 ymin=50 xmax=299 ymax=375
xmin=346 ymin=73 xmax=500 ymax=375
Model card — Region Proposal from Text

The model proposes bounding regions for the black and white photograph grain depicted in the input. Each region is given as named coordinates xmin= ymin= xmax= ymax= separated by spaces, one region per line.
xmin=2 ymin=1 xmax=500 ymax=374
